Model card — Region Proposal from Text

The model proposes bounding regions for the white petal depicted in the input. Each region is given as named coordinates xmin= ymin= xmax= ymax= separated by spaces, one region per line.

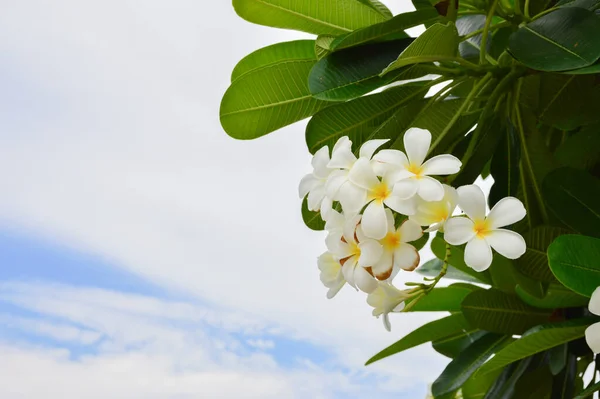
xmin=349 ymin=157 xmax=380 ymax=190
xmin=338 ymin=182 xmax=368 ymax=214
xmin=392 ymin=178 xmax=419 ymax=200
xmin=384 ymin=208 xmax=395 ymax=233
xmin=358 ymin=240 xmax=384 ymax=267
xmin=373 ymin=149 xmax=409 ymax=168
xmin=487 ymin=197 xmax=527 ymax=229
xmin=371 ymin=251 xmax=393 ymax=278
xmin=394 ymin=244 xmax=420 ymax=271
xmin=325 ymin=169 xmax=347 ymax=199
xmin=299 ymin=174 xmax=319 ymax=198
xmin=341 ymin=256 xmax=358 ymax=289
xmin=589 ymin=287 xmax=600 ymax=316
xmin=424 ymin=222 xmax=444 ymax=232
xmin=361 ymin=201 xmax=388 ymax=239
xmin=486 ymin=229 xmax=526 ymax=259
xmin=320 ymin=196 xmax=333 ymax=221
xmin=398 ymin=219 xmax=423 ymax=243
xmin=307 ymin=183 xmax=325 ymax=211
xmin=457 ymin=185 xmax=487 ymax=221
xmin=324 ymin=209 xmax=345 ymax=232
xmin=359 ymin=139 xmax=389 ymax=160
xmin=343 ymin=214 xmax=362 ymax=245
xmin=417 ymin=177 xmax=444 ymax=201
xmin=465 ymin=237 xmax=493 ymax=271
xmin=586 ymin=322 xmax=600 ymax=353
xmin=325 ymin=232 xmax=351 ymax=257
xmin=444 ymin=184 xmax=459 ymax=208
xmin=326 ymin=280 xmax=345 ymax=299
xmin=355 ymin=266 xmax=378 ymax=293
xmin=444 ymin=217 xmax=476 ymax=245
xmin=421 ymin=154 xmax=462 ymax=176
xmin=384 ymin=195 xmax=417 ymax=216
xmin=404 ymin=127 xmax=431 ymax=166
xmin=312 ymin=146 xmax=331 ymax=179
xmin=328 ymin=137 xmax=356 ymax=169
xmin=383 ymin=314 xmax=392 ymax=331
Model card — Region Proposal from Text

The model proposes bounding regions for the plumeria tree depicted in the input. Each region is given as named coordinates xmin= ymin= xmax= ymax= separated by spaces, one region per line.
xmin=220 ymin=0 xmax=600 ymax=397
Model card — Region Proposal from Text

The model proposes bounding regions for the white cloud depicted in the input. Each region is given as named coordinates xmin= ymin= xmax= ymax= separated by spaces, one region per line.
xmin=0 ymin=0 xmax=448 ymax=397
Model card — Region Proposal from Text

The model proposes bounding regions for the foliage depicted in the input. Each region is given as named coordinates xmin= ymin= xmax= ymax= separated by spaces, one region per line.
xmin=221 ymin=0 xmax=600 ymax=397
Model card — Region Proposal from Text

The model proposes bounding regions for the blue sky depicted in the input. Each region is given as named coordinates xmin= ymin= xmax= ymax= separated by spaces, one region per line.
xmin=0 ymin=1 xmax=448 ymax=398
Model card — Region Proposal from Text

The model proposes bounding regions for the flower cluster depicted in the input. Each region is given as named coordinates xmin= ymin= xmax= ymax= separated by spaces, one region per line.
xmin=300 ymin=128 xmax=527 ymax=331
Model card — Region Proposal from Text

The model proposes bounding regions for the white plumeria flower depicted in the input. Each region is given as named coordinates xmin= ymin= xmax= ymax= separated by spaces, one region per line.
xmin=299 ymin=146 xmax=335 ymax=219
xmin=374 ymin=128 xmax=462 ymax=202
xmin=444 ymin=185 xmax=527 ymax=271
xmin=410 ymin=184 xmax=458 ymax=232
xmin=585 ymin=286 xmax=600 ymax=353
xmin=325 ymin=136 xmax=390 ymax=215
xmin=370 ymin=209 xmax=423 ymax=280
xmin=367 ymin=282 xmax=413 ymax=331
xmin=317 ymin=252 xmax=346 ymax=299
xmin=325 ymin=215 xmax=380 ymax=293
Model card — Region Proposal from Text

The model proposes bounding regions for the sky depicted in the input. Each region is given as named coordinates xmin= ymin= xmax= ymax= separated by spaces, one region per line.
xmin=0 ymin=1 xmax=451 ymax=398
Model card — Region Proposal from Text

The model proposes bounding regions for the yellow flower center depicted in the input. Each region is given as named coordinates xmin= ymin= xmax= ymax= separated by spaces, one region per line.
xmin=371 ymin=182 xmax=391 ymax=202
xmin=349 ymin=241 xmax=361 ymax=257
xmin=473 ymin=219 xmax=491 ymax=238
xmin=432 ymin=204 xmax=449 ymax=222
xmin=382 ymin=232 xmax=401 ymax=251
xmin=407 ymin=163 xmax=424 ymax=178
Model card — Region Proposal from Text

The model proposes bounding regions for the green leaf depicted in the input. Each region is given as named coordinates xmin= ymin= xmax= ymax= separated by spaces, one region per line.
xmin=563 ymin=61 xmax=600 ymax=74
xmin=456 ymin=15 xmax=486 ymax=61
xmin=417 ymin=258 xmax=483 ymax=283
xmin=365 ymin=313 xmax=470 ymax=365
xmin=308 ymin=39 xmax=414 ymax=101
xmin=548 ymin=343 xmax=568 ymax=375
xmin=543 ymin=167 xmax=600 ymax=238
xmin=574 ymin=381 xmax=600 ymax=399
xmin=305 ymin=84 xmax=427 ymax=153
xmin=555 ymin=123 xmax=600 ymax=171
xmin=231 ymin=40 xmax=316 ymax=82
xmin=301 ymin=196 xmax=325 ymax=231
xmin=381 ymin=22 xmax=459 ymax=75
xmin=407 ymin=284 xmax=478 ymax=312
xmin=515 ymin=283 xmax=589 ymax=309
xmin=512 ymin=364 xmax=553 ymax=399
xmin=220 ymin=58 xmax=329 ymax=140
xmin=331 ymin=8 xmax=439 ymax=51
xmin=432 ymin=333 xmax=510 ymax=397
xmin=232 ymin=0 xmax=388 ymax=35
xmin=489 ymin=122 xmax=521 ymax=208
xmin=477 ymin=318 xmax=593 ymax=375
xmin=507 ymin=7 xmax=600 ymax=72
xmin=356 ymin=0 xmax=393 ymax=18
xmin=552 ymin=353 xmax=578 ymax=399
xmin=461 ymin=289 xmax=552 ymax=334
xmin=461 ymin=365 xmax=504 ymax=399
xmin=433 ymin=329 xmax=487 ymax=359
xmin=315 ymin=35 xmax=336 ymax=60
xmin=548 ymin=234 xmax=600 ymax=297
xmin=432 ymin=236 xmax=492 ymax=284
xmin=557 ymin=0 xmax=600 ymax=11
xmin=515 ymin=226 xmax=571 ymax=283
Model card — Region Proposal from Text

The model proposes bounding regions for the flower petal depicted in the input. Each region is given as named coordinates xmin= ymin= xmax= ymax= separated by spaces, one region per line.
xmin=338 ymin=182 xmax=368 ymax=214
xmin=328 ymin=137 xmax=356 ymax=169
xmin=487 ymin=197 xmax=526 ymax=229
xmin=359 ymin=139 xmax=389 ymax=160
xmin=324 ymin=209 xmax=345 ymax=232
xmin=325 ymin=231 xmax=351 ymax=257
xmin=444 ymin=217 xmax=476 ymax=245
xmin=392 ymin=178 xmax=419 ymax=200
xmin=371 ymin=251 xmax=393 ymax=279
xmin=424 ymin=222 xmax=444 ymax=233
xmin=465 ymin=237 xmax=493 ymax=271
xmin=394 ymin=243 xmax=420 ymax=271
xmin=361 ymin=201 xmax=388 ymax=239
xmin=325 ymin=169 xmax=347 ymax=199
xmin=457 ymin=184 xmax=487 ymax=221
xmin=486 ymin=229 xmax=526 ymax=259
xmin=307 ymin=183 xmax=325 ymax=211
xmin=354 ymin=266 xmax=378 ymax=293
xmin=383 ymin=314 xmax=392 ymax=331
xmin=384 ymin=195 xmax=417 ymax=216
xmin=399 ymin=219 xmax=423 ymax=243
xmin=421 ymin=154 xmax=462 ymax=176
xmin=349 ymin=157 xmax=380 ymax=190
xmin=299 ymin=174 xmax=319 ymax=198
xmin=343 ymin=214 xmax=362 ymax=245
xmin=586 ymin=322 xmax=600 ymax=353
xmin=358 ymin=239 xmax=383 ymax=267
xmin=373 ymin=149 xmax=409 ymax=168
xmin=589 ymin=287 xmax=600 ymax=316
xmin=417 ymin=176 xmax=444 ymax=201
xmin=404 ymin=127 xmax=431 ymax=167
xmin=320 ymin=196 xmax=333 ymax=221
xmin=312 ymin=146 xmax=331 ymax=179
xmin=341 ymin=256 xmax=358 ymax=289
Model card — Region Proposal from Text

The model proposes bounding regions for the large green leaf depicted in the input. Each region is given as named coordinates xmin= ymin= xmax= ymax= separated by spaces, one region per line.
xmin=461 ymin=289 xmax=552 ymax=334
xmin=461 ymin=367 xmax=505 ymax=399
xmin=548 ymin=234 xmax=600 ymax=297
xmin=456 ymin=15 xmax=486 ymax=61
xmin=432 ymin=333 xmax=510 ymax=397
xmin=308 ymin=39 xmax=414 ymax=101
xmin=315 ymin=35 xmax=336 ymax=60
xmin=555 ymin=123 xmax=600 ymax=171
xmin=552 ymin=353 xmax=578 ymax=399
xmin=407 ymin=284 xmax=479 ymax=312
xmin=331 ymin=8 xmax=439 ymax=50
xmin=305 ymin=84 xmax=427 ymax=153
xmin=231 ymin=40 xmax=316 ymax=82
xmin=433 ymin=329 xmax=487 ymax=359
xmin=477 ymin=319 xmax=592 ymax=375
xmin=515 ymin=226 xmax=571 ymax=283
xmin=232 ymin=0 xmax=387 ymax=35
xmin=417 ymin=258 xmax=483 ymax=283
xmin=543 ymin=167 xmax=600 ymax=238
xmin=432 ymin=236 xmax=492 ymax=284
xmin=356 ymin=0 xmax=393 ymax=18
xmin=489 ymin=122 xmax=521 ymax=208
xmin=381 ymin=22 xmax=459 ymax=74
xmin=512 ymin=365 xmax=553 ymax=399
xmin=301 ymin=196 xmax=325 ymax=231
xmin=365 ymin=313 xmax=470 ymax=365
xmin=575 ymin=381 xmax=600 ymax=399
xmin=507 ymin=7 xmax=600 ymax=72
xmin=515 ymin=283 xmax=589 ymax=309
xmin=221 ymin=58 xmax=329 ymax=139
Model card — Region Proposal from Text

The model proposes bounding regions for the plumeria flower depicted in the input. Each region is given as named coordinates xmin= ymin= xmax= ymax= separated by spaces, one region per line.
xmin=444 ymin=185 xmax=526 ymax=271
xmin=299 ymin=146 xmax=335 ymax=219
xmin=325 ymin=215 xmax=380 ymax=293
xmin=369 ymin=209 xmax=423 ymax=280
xmin=317 ymin=252 xmax=345 ymax=299
xmin=367 ymin=282 xmax=414 ymax=331
xmin=410 ymin=184 xmax=458 ymax=232
xmin=374 ymin=128 xmax=462 ymax=202
xmin=585 ymin=286 xmax=600 ymax=353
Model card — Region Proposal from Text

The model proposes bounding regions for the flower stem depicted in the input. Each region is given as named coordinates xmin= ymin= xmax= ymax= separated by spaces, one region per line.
xmin=480 ymin=0 xmax=500 ymax=65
